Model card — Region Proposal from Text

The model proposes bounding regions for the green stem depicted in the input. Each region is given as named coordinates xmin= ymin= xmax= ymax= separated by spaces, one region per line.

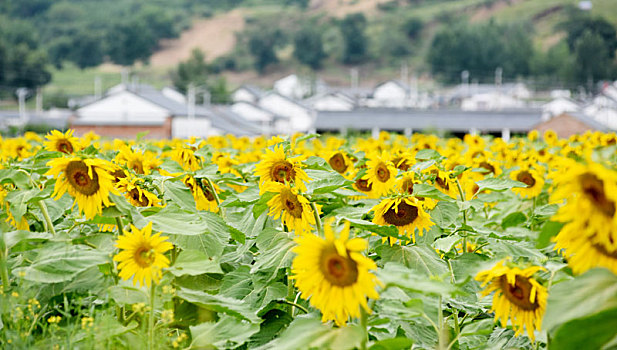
xmin=438 ymin=296 xmax=447 ymax=350
xmin=148 ymin=283 xmax=156 ymax=350
xmin=0 ymin=231 xmax=10 ymax=292
xmin=37 ymin=200 xmax=56 ymax=235
xmin=203 ymin=177 xmax=224 ymax=218
xmin=287 ymin=270 xmax=295 ymax=314
xmin=455 ymin=179 xmax=468 ymax=251
xmin=310 ymin=202 xmax=323 ymax=236
xmin=277 ymin=299 xmax=308 ymax=314
xmin=530 ymin=196 xmax=537 ymax=231
xmin=115 ymin=217 xmax=124 ymax=236
xmin=360 ymin=307 xmax=369 ymax=350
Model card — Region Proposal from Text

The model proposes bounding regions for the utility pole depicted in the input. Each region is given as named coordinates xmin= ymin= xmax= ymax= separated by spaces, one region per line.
xmin=121 ymin=68 xmax=129 ymax=86
xmin=350 ymin=68 xmax=359 ymax=90
xmin=35 ymin=87 xmax=42 ymax=115
xmin=461 ymin=70 xmax=470 ymax=96
xmin=187 ymin=83 xmax=195 ymax=120
xmin=202 ymin=91 xmax=211 ymax=107
xmin=495 ymin=67 xmax=503 ymax=110
xmin=94 ymin=76 xmax=102 ymax=99
xmin=16 ymin=88 xmax=29 ymax=125
xmin=400 ymin=62 xmax=408 ymax=84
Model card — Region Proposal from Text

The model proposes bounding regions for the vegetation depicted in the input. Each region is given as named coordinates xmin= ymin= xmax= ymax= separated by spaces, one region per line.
xmin=1 ymin=130 xmax=617 ymax=348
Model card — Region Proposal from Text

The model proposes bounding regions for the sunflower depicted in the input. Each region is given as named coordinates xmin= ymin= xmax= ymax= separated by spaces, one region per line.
xmin=510 ymin=168 xmax=544 ymax=199
xmin=254 ymin=145 xmax=309 ymax=193
xmin=115 ymin=145 xmax=160 ymax=175
xmin=263 ymin=181 xmax=317 ymax=234
xmin=543 ymin=129 xmax=558 ymax=146
xmin=116 ymin=176 xmax=163 ymax=207
xmin=326 ymin=150 xmax=351 ymax=175
xmin=363 ymin=152 xmax=397 ymax=197
xmin=44 ymin=129 xmax=80 ymax=154
xmin=425 ymin=167 xmax=458 ymax=198
xmin=183 ymin=175 xmax=219 ymax=213
xmin=113 ymin=222 xmax=173 ymax=288
xmin=170 ymin=146 xmax=202 ymax=172
xmin=396 ymin=173 xmax=437 ymax=209
xmin=0 ymin=185 xmax=29 ymax=230
xmin=371 ymin=196 xmax=434 ymax=244
xmin=475 ymin=260 xmax=547 ymax=341
xmin=550 ymin=161 xmax=617 ymax=274
xmin=46 ymin=157 xmax=118 ymax=219
xmin=291 ymin=222 xmax=381 ymax=326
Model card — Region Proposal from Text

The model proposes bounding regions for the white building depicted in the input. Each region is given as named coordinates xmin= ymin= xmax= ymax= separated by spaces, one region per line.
xmin=304 ymin=91 xmax=355 ymax=111
xmin=461 ymin=92 xmax=524 ymax=111
xmin=273 ymin=74 xmax=310 ymax=100
xmin=366 ymin=80 xmax=412 ymax=108
xmin=258 ymin=91 xmax=315 ymax=134
xmin=231 ymin=84 xmax=265 ymax=104
xmin=542 ymin=97 xmax=580 ymax=120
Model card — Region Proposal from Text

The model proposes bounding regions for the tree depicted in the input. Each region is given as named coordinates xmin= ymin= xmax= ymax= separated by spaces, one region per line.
xmin=248 ymin=27 xmax=284 ymax=73
xmin=171 ymin=49 xmax=209 ymax=94
xmin=107 ymin=20 xmax=156 ymax=66
xmin=339 ymin=13 xmax=368 ymax=64
xmin=563 ymin=16 xmax=617 ymax=58
xmin=574 ymin=30 xmax=612 ymax=84
xmin=402 ymin=17 xmax=423 ymax=39
xmin=293 ymin=26 xmax=327 ymax=70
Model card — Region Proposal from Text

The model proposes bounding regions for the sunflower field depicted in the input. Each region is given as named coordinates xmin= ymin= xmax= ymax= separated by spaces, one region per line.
xmin=1 ymin=129 xmax=617 ymax=349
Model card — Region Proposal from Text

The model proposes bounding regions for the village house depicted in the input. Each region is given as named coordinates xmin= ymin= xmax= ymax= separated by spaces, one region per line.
xmin=257 ymin=91 xmax=315 ymax=134
xmin=231 ymin=84 xmax=265 ymax=104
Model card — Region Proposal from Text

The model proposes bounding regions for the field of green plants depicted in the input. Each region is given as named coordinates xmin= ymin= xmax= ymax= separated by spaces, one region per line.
xmin=1 ymin=129 xmax=616 ymax=349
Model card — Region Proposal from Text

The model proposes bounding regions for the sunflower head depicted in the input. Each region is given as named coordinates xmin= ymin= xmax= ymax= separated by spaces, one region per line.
xmin=292 ymin=222 xmax=381 ymax=326
xmin=183 ymin=175 xmax=219 ymax=212
xmin=371 ymin=196 xmax=434 ymax=244
xmin=46 ymin=157 xmax=118 ymax=219
xmin=363 ymin=152 xmax=397 ymax=197
xmin=263 ymin=181 xmax=317 ymax=234
xmin=117 ymin=176 xmax=163 ymax=207
xmin=475 ymin=260 xmax=547 ymax=341
xmin=511 ymin=167 xmax=544 ymax=199
xmin=44 ymin=129 xmax=80 ymax=154
xmin=113 ymin=222 xmax=173 ymax=288
xmin=255 ymin=145 xmax=309 ymax=193
xmin=327 ymin=151 xmax=351 ymax=174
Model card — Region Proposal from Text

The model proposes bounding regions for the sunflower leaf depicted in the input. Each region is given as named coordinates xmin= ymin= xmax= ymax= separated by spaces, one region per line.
xmin=177 ymin=288 xmax=260 ymax=323
xmin=475 ymin=178 xmax=526 ymax=192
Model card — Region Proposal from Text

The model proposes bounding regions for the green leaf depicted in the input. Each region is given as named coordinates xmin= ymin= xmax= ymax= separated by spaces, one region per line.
xmin=544 ymin=269 xmax=617 ymax=333
xmin=190 ymin=316 xmax=260 ymax=349
xmin=415 ymin=149 xmax=442 ymax=161
xmin=255 ymin=315 xmax=365 ymax=350
xmin=412 ymin=183 xmax=454 ymax=201
xmin=0 ymin=168 xmax=31 ymax=189
xmin=430 ymin=201 xmax=459 ymax=227
xmin=220 ymin=266 xmax=254 ymax=300
xmin=168 ymin=250 xmax=223 ymax=277
xmin=377 ymin=244 xmax=448 ymax=276
xmin=108 ymin=285 xmax=149 ymax=305
xmin=537 ymin=221 xmax=564 ymax=248
xmin=550 ymin=308 xmax=617 ymax=350
xmin=13 ymin=244 xmax=109 ymax=283
xmin=369 ymin=337 xmax=414 ymax=350
xmin=345 ymin=217 xmax=409 ymax=241
xmin=3 ymin=230 xmax=52 ymax=249
xmin=501 ymin=212 xmax=527 ymax=229
xmin=378 ymin=263 xmax=458 ymax=296
xmin=475 ymin=178 xmax=526 ymax=192
xmin=306 ymin=172 xmax=353 ymax=195
xmin=176 ymin=288 xmax=260 ymax=323
xmin=162 ymin=181 xmax=197 ymax=211
xmin=252 ymin=228 xmax=295 ymax=281
xmin=248 ymin=309 xmax=293 ymax=347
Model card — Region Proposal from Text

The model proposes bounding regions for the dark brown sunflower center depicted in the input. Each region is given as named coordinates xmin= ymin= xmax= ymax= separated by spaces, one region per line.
xmin=580 ymin=173 xmax=615 ymax=217
xmin=393 ymin=157 xmax=410 ymax=171
xmin=129 ymin=188 xmax=149 ymax=207
xmin=435 ymin=176 xmax=449 ymax=191
xmin=499 ymin=275 xmax=539 ymax=311
xmin=57 ymin=140 xmax=74 ymax=154
xmin=111 ymin=169 xmax=127 ymax=183
xmin=479 ymin=161 xmax=495 ymax=174
xmin=355 ymin=178 xmax=373 ymax=192
xmin=319 ymin=246 xmax=359 ymax=287
xmin=129 ymin=160 xmax=145 ymax=175
xmin=328 ymin=153 xmax=347 ymax=174
xmin=281 ymin=189 xmax=303 ymax=218
xmin=401 ymin=178 xmax=414 ymax=195
xmin=66 ymin=161 xmax=100 ymax=195
xmin=383 ymin=202 xmax=419 ymax=227
xmin=200 ymin=180 xmax=216 ymax=201
xmin=271 ymin=161 xmax=295 ymax=183
xmin=516 ymin=171 xmax=536 ymax=188
xmin=376 ymin=163 xmax=390 ymax=183
xmin=591 ymin=241 xmax=617 ymax=259
xmin=134 ymin=246 xmax=155 ymax=268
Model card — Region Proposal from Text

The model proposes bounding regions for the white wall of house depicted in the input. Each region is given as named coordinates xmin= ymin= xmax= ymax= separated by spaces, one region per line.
xmin=230 ymin=102 xmax=274 ymax=122
xmin=172 ymin=117 xmax=215 ymax=138
xmin=259 ymin=93 xmax=313 ymax=133
xmin=232 ymin=88 xmax=259 ymax=103
xmin=542 ymin=98 xmax=580 ymax=119
xmin=370 ymin=81 xmax=409 ymax=108
xmin=308 ymin=94 xmax=354 ymax=111
xmin=274 ymin=74 xmax=308 ymax=99
xmin=77 ymin=91 xmax=169 ymax=123
xmin=461 ymin=92 xmax=523 ymax=111
xmin=590 ymin=108 xmax=617 ymax=130
xmin=162 ymin=87 xmax=187 ymax=104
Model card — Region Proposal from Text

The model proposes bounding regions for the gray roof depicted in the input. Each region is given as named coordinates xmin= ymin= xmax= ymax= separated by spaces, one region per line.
xmin=565 ymin=112 xmax=609 ymax=131
xmin=315 ymin=108 xmax=543 ymax=132
xmin=0 ymin=111 xmax=69 ymax=129
xmin=234 ymin=84 xmax=265 ymax=99
xmin=201 ymin=106 xmax=264 ymax=136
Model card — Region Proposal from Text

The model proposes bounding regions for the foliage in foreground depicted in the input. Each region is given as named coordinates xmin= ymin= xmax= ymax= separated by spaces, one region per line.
xmin=1 ymin=129 xmax=617 ymax=349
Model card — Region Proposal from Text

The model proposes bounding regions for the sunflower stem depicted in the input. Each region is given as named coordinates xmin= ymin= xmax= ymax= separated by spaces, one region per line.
xmin=37 ymin=200 xmax=56 ymax=235
xmin=115 ymin=217 xmax=124 ymax=236
xmin=530 ymin=196 xmax=537 ymax=231
xmin=0 ymin=231 xmax=10 ymax=292
xmin=286 ymin=270 xmax=295 ymax=314
xmin=437 ymin=295 xmax=448 ymax=350
xmin=455 ymin=179 xmax=468 ymax=252
xmin=148 ymin=283 xmax=156 ymax=350
xmin=360 ymin=307 xmax=369 ymax=350
xmin=277 ymin=299 xmax=308 ymax=314
xmin=310 ymin=202 xmax=323 ymax=236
